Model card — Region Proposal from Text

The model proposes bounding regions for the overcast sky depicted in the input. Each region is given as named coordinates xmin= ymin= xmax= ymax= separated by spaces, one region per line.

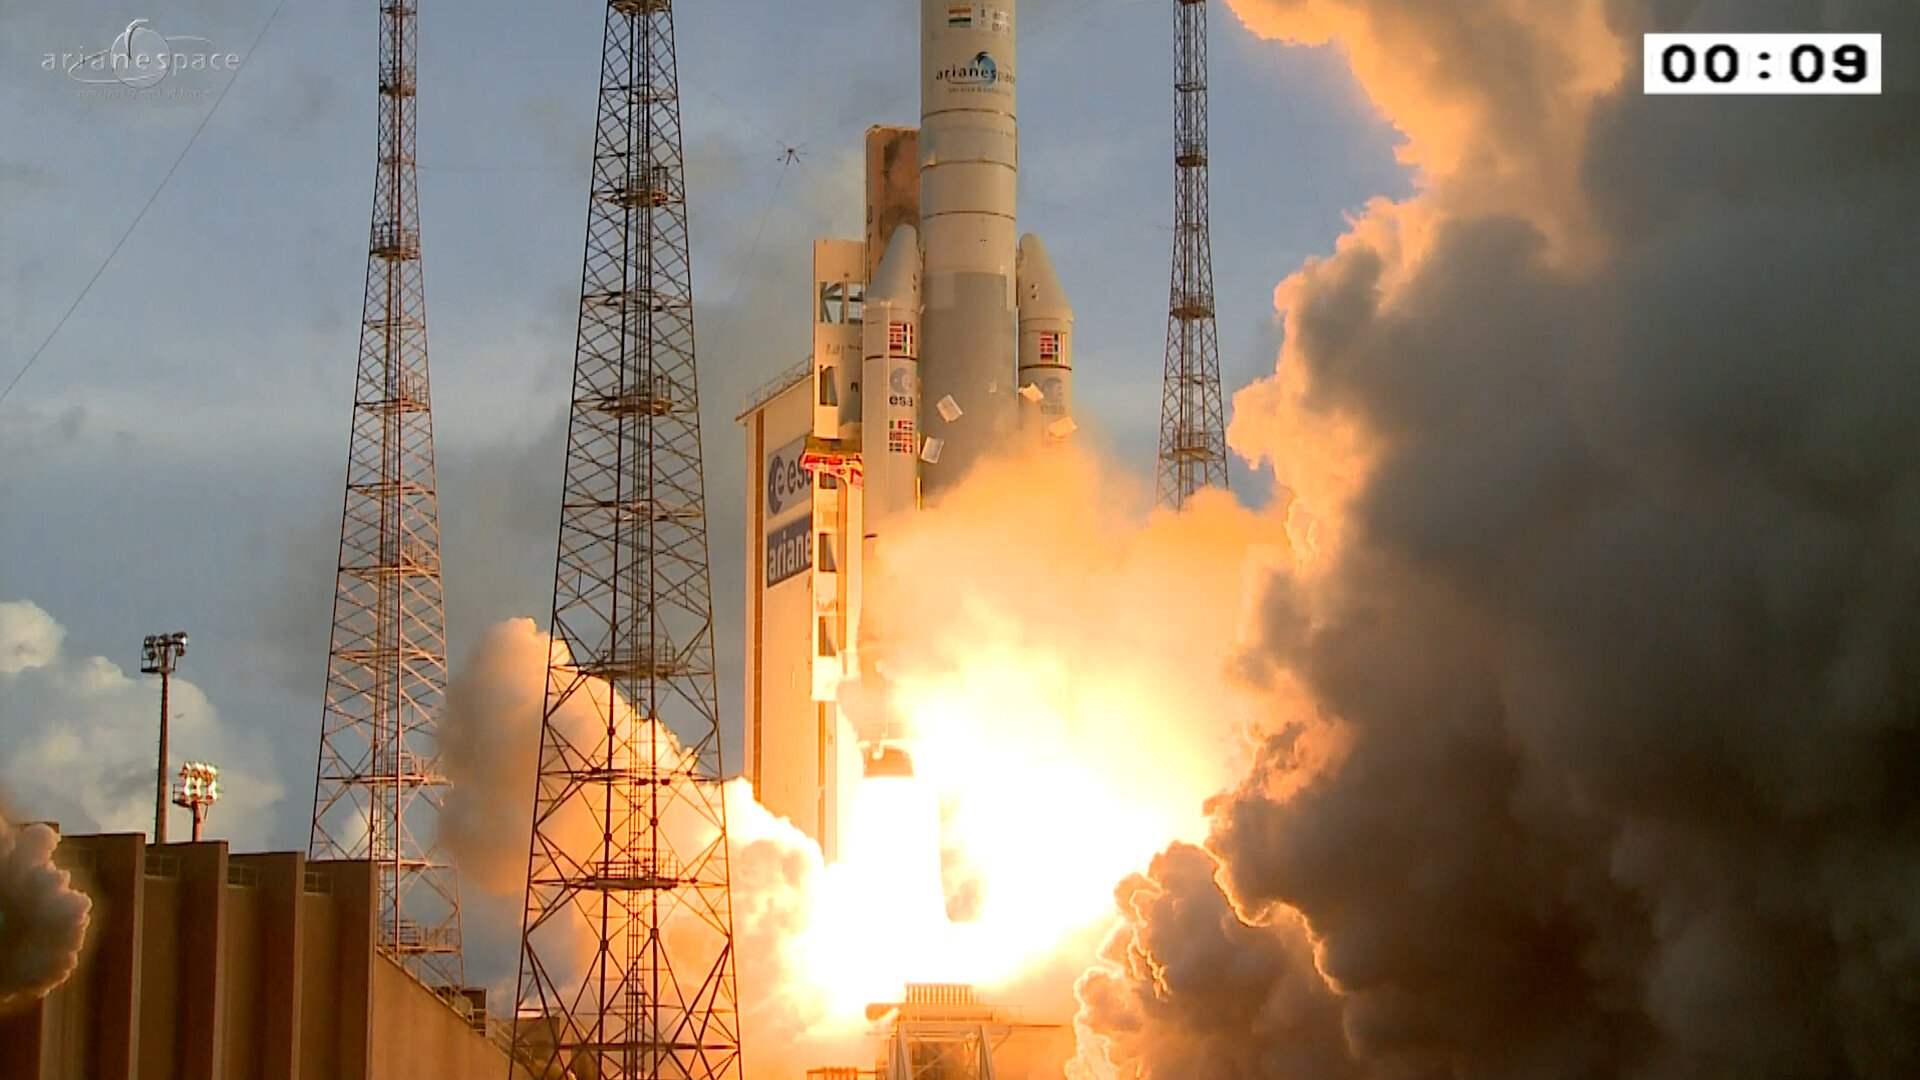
xmin=0 ymin=0 xmax=1408 ymax=851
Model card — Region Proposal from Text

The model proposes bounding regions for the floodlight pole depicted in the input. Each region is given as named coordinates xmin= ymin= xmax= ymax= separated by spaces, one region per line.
xmin=142 ymin=631 xmax=189 ymax=844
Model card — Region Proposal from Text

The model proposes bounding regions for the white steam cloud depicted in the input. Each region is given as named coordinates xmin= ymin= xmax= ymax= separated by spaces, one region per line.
xmin=0 ymin=812 xmax=93 ymax=1010
xmin=437 ymin=618 xmax=855 ymax=1074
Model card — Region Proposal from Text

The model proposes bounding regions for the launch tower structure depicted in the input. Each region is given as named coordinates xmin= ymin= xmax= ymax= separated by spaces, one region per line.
xmin=1156 ymin=0 xmax=1230 ymax=508
xmin=307 ymin=0 xmax=464 ymax=990
xmin=510 ymin=1 xmax=743 ymax=1078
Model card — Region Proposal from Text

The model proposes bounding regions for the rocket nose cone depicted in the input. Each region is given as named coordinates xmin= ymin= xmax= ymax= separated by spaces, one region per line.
xmin=1017 ymin=233 xmax=1069 ymax=314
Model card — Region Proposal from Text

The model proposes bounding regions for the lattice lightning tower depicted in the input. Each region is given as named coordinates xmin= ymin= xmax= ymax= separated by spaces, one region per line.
xmin=308 ymin=0 xmax=463 ymax=990
xmin=1157 ymin=0 xmax=1230 ymax=507
xmin=509 ymin=1 xmax=742 ymax=1077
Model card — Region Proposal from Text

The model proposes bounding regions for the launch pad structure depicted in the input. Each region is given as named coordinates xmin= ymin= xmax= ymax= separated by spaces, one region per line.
xmin=868 ymin=984 xmax=1046 ymax=1080
xmin=800 ymin=984 xmax=1060 ymax=1080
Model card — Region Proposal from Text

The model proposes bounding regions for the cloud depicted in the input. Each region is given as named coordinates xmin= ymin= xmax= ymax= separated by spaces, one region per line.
xmin=0 ymin=600 xmax=285 ymax=847
xmin=1077 ymin=1 xmax=1920 ymax=1078
xmin=0 ymin=600 xmax=62 ymax=675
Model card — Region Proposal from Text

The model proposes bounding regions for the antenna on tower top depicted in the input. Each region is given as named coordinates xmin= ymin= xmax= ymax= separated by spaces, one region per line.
xmin=1157 ymin=0 xmax=1230 ymax=508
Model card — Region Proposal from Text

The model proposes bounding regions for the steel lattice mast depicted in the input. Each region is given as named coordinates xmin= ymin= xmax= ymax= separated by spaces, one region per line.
xmin=509 ymin=1 xmax=742 ymax=1077
xmin=1156 ymin=0 xmax=1230 ymax=508
xmin=308 ymin=0 xmax=463 ymax=990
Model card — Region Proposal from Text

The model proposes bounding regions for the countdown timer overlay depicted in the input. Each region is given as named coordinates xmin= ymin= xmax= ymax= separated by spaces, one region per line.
xmin=1645 ymin=33 xmax=1882 ymax=94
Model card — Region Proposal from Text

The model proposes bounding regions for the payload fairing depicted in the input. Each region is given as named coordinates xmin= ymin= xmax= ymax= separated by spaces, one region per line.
xmin=801 ymin=0 xmax=1077 ymax=779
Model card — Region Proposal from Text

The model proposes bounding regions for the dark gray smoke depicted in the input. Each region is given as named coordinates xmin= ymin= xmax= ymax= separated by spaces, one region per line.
xmin=1075 ymin=842 xmax=1357 ymax=1079
xmin=0 ymin=812 xmax=93 ymax=1010
xmin=1078 ymin=1 xmax=1920 ymax=1078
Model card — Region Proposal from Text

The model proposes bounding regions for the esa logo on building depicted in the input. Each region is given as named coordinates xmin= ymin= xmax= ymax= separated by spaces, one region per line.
xmin=765 ymin=437 xmax=809 ymax=519
xmin=937 ymin=51 xmax=1013 ymax=89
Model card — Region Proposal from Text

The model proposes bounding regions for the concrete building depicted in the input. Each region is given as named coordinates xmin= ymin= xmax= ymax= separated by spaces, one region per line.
xmin=740 ymin=351 xmax=855 ymax=864
xmin=0 ymin=830 xmax=521 ymax=1080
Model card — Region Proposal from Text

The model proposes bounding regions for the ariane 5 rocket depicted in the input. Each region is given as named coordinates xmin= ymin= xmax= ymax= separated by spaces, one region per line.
xmin=805 ymin=0 xmax=1076 ymax=778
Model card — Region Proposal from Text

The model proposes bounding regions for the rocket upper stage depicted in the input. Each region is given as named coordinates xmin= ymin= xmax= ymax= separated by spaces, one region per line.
xmin=916 ymin=0 xmax=1023 ymax=497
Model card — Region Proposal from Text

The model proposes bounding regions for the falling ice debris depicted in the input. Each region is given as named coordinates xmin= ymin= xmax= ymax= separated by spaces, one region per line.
xmin=1018 ymin=384 xmax=1044 ymax=403
xmin=936 ymin=395 xmax=963 ymax=423
xmin=920 ymin=437 xmax=945 ymax=464
xmin=1047 ymin=417 xmax=1078 ymax=438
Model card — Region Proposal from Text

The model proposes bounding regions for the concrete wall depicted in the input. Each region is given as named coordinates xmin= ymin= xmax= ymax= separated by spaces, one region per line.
xmin=370 ymin=957 xmax=512 ymax=1079
xmin=0 ymin=830 xmax=515 ymax=1080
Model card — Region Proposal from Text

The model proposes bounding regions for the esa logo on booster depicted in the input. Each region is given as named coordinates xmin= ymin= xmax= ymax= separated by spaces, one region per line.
xmin=889 ymin=364 xmax=917 ymax=406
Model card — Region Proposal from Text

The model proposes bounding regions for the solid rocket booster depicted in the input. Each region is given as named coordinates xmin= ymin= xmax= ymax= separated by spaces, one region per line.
xmin=861 ymin=226 xmax=923 ymax=547
xmin=855 ymin=226 xmax=922 ymax=769
xmin=917 ymin=0 xmax=1020 ymax=498
xmin=1016 ymin=233 xmax=1073 ymax=441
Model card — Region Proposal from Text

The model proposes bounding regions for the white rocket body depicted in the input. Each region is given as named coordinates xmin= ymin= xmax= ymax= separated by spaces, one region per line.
xmin=917 ymin=0 xmax=1020 ymax=497
xmin=861 ymin=226 xmax=923 ymax=550
xmin=1017 ymin=233 xmax=1073 ymax=441
xmin=826 ymin=0 xmax=1075 ymax=778
xmin=853 ymin=226 xmax=923 ymax=766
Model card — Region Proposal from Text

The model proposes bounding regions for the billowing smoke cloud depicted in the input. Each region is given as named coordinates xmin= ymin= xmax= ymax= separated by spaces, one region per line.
xmin=1073 ymin=843 xmax=1352 ymax=1080
xmin=1077 ymin=1 xmax=1920 ymax=1078
xmin=437 ymin=436 xmax=1290 ymax=1077
xmin=437 ymin=618 xmax=857 ymax=1075
xmin=439 ymin=618 xmax=552 ymax=901
xmin=0 ymin=811 xmax=93 ymax=1010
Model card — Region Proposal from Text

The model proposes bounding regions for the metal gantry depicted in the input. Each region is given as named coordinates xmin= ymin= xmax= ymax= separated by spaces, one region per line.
xmin=1156 ymin=0 xmax=1230 ymax=508
xmin=308 ymin=0 xmax=464 ymax=990
xmin=509 ymin=1 xmax=743 ymax=1077
xmin=880 ymin=985 xmax=1005 ymax=1080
